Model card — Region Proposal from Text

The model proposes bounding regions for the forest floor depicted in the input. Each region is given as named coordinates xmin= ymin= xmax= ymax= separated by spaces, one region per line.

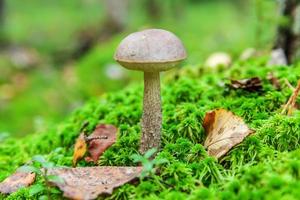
xmin=1 ymin=56 xmax=300 ymax=199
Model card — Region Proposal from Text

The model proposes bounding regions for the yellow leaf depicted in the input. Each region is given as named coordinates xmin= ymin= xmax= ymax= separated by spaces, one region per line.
xmin=72 ymin=133 xmax=87 ymax=167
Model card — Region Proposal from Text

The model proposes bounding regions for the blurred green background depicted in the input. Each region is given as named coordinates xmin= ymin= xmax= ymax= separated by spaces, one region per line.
xmin=0 ymin=0 xmax=278 ymax=137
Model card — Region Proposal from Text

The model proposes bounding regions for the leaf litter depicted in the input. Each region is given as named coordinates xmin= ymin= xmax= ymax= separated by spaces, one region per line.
xmin=229 ymin=77 xmax=262 ymax=92
xmin=85 ymin=124 xmax=117 ymax=163
xmin=73 ymin=132 xmax=88 ymax=166
xmin=203 ymin=109 xmax=254 ymax=159
xmin=0 ymin=171 xmax=36 ymax=194
xmin=1 ymin=112 xmax=255 ymax=199
xmin=73 ymin=124 xmax=117 ymax=166
xmin=47 ymin=166 xmax=142 ymax=200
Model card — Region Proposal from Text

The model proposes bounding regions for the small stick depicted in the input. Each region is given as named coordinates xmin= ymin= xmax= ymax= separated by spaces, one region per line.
xmin=80 ymin=121 xmax=89 ymax=133
xmin=288 ymin=80 xmax=300 ymax=115
xmin=282 ymin=80 xmax=300 ymax=115
xmin=85 ymin=135 xmax=108 ymax=142
xmin=284 ymin=78 xmax=295 ymax=90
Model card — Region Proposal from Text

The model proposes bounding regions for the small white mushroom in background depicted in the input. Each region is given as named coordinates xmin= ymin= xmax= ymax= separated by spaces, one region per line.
xmin=105 ymin=63 xmax=127 ymax=80
xmin=8 ymin=46 xmax=40 ymax=69
xmin=239 ymin=48 xmax=256 ymax=61
xmin=267 ymin=48 xmax=288 ymax=66
xmin=204 ymin=52 xmax=231 ymax=69
xmin=114 ymin=29 xmax=187 ymax=154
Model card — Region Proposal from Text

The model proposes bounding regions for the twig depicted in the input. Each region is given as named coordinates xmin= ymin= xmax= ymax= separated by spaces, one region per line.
xmin=284 ymin=78 xmax=295 ymax=90
xmin=85 ymin=135 xmax=108 ymax=142
xmin=80 ymin=121 xmax=89 ymax=133
xmin=282 ymin=80 xmax=300 ymax=115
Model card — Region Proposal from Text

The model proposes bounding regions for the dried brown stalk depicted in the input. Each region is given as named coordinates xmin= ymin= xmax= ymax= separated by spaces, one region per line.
xmin=282 ymin=80 xmax=300 ymax=115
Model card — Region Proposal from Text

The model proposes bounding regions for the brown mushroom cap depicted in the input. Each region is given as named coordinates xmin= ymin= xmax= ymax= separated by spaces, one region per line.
xmin=114 ymin=29 xmax=187 ymax=72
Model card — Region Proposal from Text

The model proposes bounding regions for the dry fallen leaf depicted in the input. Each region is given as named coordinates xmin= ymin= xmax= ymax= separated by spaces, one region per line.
xmin=48 ymin=166 xmax=142 ymax=200
xmin=73 ymin=132 xmax=87 ymax=167
xmin=203 ymin=109 xmax=254 ymax=159
xmin=85 ymin=124 xmax=117 ymax=163
xmin=0 ymin=172 xmax=36 ymax=194
xmin=284 ymin=78 xmax=295 ymax=90
xmin=267 ymin=72 xmax=281 ymax=90
xmin=229 ymin=77 xmax=262 ymax=92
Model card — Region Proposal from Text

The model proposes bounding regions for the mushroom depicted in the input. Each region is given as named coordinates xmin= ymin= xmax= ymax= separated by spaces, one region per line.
xmin=114 ymin=29 xmax=187 ymax=154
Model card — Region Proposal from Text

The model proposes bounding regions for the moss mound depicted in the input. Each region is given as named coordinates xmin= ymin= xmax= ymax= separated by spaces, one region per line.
xmin=1 ymin=58 xmax=300 ymax=199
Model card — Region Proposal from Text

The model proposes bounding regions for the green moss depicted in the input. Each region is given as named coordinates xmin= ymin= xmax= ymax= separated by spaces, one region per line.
xmin=2 ymin=60 xmax=300 ymax=199
xmin=259 ymin=113 xmax=300 ymax=152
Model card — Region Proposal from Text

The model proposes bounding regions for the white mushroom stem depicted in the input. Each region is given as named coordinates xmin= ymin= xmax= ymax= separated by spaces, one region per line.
xmin=140 ymin=71 xmax=162 ymax=154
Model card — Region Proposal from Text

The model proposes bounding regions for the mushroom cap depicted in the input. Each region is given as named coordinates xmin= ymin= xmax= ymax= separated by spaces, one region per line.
xmin=114 ymin=29 xmax=187 ymax=72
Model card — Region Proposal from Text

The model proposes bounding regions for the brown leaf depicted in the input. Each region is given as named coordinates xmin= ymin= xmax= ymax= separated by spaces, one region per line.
xmin=0 ymin=172 xmax=36 ymax=194
xmin=47 ymin=166 xmax=142 ymax=200
xmin=86 ymin=124 xmax=117 ymax=163
xmin=229 ymin=77 xmax=262 ymax=92
xmin=267 ymin=72 xmax=281 ymax=90
xmin=73 ymin=132 xmax=87 ymax=167
xmin=203 ymin=109 xmax=254 ymax=159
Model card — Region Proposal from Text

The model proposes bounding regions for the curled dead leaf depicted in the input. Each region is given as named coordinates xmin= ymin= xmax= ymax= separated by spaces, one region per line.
xmin=229 ymin=77 xmax=262 ymax=92
xmin=0 ymin=172 xmax=36 ymax=194
xmin=203 ymin=109 xmax=254 ymax=159
xmin=73 ymin=132 xmax=87 ymax=167
xmin=85 ymin=124 xmax=117 ymax=163
xmin=47 ymin=166 xmax=142 ymax=200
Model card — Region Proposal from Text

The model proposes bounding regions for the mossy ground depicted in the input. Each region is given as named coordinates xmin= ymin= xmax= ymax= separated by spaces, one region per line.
xmin=1 ymin=57 xmax=300 ymax=199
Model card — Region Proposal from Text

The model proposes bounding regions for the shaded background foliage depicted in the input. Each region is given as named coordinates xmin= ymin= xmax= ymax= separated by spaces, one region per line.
xmin=0 ymin=0 xmax=279 ymax=137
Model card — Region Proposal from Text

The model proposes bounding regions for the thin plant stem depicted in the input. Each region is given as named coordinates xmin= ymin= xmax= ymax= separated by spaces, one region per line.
xmin=282 ymin=80 xmax=300 ymax=115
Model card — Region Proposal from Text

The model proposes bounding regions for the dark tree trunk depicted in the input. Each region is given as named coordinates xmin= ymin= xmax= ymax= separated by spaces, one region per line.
xmin=146 ymin=0 xmax=161 ymax=21
xmin=72 ymin=0 xmax=128 ymax=59
xmin=0 ymin=0 xmax=5 ymax=46
xmin=0 ymin=0 xmax=4 ymax=25
xmin=102 ymin=0 xmax=128 ymax=34
xmin=275 ymin=0 xmax=300 ymax=63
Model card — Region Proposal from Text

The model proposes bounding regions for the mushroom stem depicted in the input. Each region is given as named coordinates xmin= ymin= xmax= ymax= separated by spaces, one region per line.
xmin=140 ymin=71 xmax=162 ymax=154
